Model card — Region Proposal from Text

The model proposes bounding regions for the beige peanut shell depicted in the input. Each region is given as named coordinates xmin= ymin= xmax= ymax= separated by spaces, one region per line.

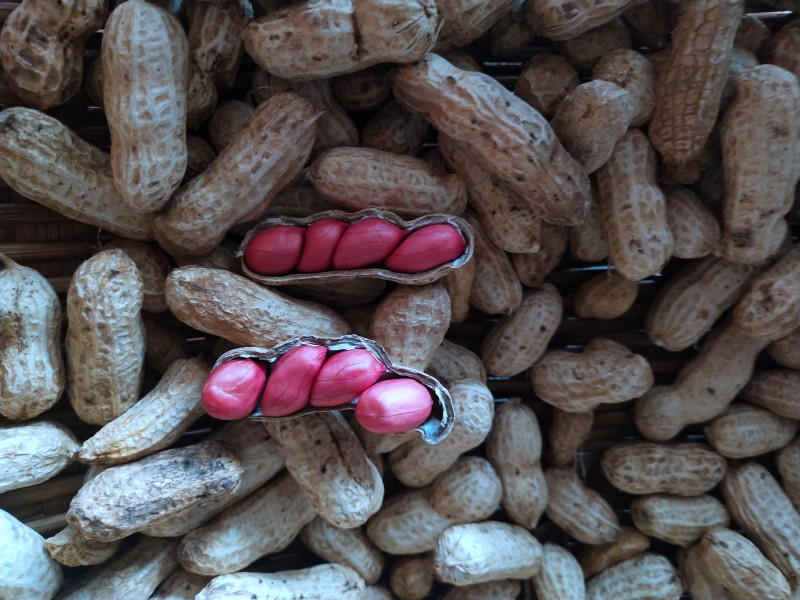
xmin=554 ymin=18 xmax=632 ymax=72
xmin=704 ymin=403 xmax=798 ymax=459
xmin=573 ymin=269 xmax=638 ymax=320
xmin=360 ymin=100 xmax=428 ymax=157
xmin=207 ymin=100 xmax=253 ymax=154
xmin=592 ymin=48 xmax=656 ymax=127
xmin=532 ymin=543 xmax=587 ymax=600
xmin=485 ymin=0 xmax=536 ymax=57
xmin=742 ymin=369 xmax=800 ymax=421
xmin=763 ymin=17 xmax=800 ymax=79
xmin=585 ymin=553 xmax=683 ymax=600
xmin=0 ymin=509 xmax=63 ymax=600
xmin=509 ymin=222 xmax=569 ymax=289
xmin=0 ymin=254 xmax=64 ymax=420
xmin=300 ymin=517 xmax=384 ymax=585
xmin=664 ymin=186 xmax=721 ymax=259
xmin=630 ymin=493 xmax=730 ymax=547
xmin=389 ymin=554 xmax=434 ymax=600
xmin=767 ymin=327 xmax=800 ymax=370
xmin=330 ymin=65 xmax=392 ymax=111
xmin=102 ymin=239 xmax=173 ymax=314
xmin=547 ymin=408 xmax=594 ymax=467
xmin=514 ymin=53 xmax=579 ymax=117
xmin=579 ymin=526 xmax=650 ymax=578
xmin=44 ymin=526 xmax=121 ymax=568
xmin=432 ymin=0 xmax=517 ymax=53
xmin=0 ymin=421 xmax=79 ymax=494
xmin=529 ymin=0 xmax=639 ymax=41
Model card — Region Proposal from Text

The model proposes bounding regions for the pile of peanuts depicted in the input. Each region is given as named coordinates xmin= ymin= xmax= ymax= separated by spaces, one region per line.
xmin=0 ymin=0 xmax=799 ymax=599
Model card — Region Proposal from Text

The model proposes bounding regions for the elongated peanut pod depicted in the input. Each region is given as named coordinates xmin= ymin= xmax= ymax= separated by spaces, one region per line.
xmin=0 ymin=509 xmax=63 ymax=600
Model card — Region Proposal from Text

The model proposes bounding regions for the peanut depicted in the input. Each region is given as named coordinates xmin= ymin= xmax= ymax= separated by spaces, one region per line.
xmin=330 ymin=65 xmax=392 ymax=111
xmin=300 ymin=517 xmax=384 ymax=585
xmin=763 ymin=18 xmax=800 ymax=80
xmin=207 ymin=99 xmax=254 ymax=153
xmin=389 ymin=554 xmax=434 ymax=600
xmin=0 ymin=421 xmax=79 ymax=494
xmin=586 ymin=553 xmax=683 ymax=600
xmin=0 ymin=254 xmax=64 ymax=420
xmin=573 ymin=269 xmax=638 ymax=320
xmin=547 ymin=408 xmax=594 ymax=467
xmin=767 ymin=326 xmax=800 ymax=370
xmin=579 ymin=526 xmax=650 ymax=577
xmin=621 ymin=1 xmax=672 ymax=50
xmin=630 ymin=493 xmax=730 ymax=547
xmin=332 ymin=218 xmax=407 ymax=270
xmin=742 ymin=369 xmax=800 ymax=420
xmin=592 ymin=48 xmax=657 ymax=127
xmin=103 ymin=0 xmax=188 ymax=213
xmin=569 ymin=187 xmax=609 ymax=262
xmin=529 ymin=0 xmax=639 ymax=41
xmin=485 ymin=0 xmax=536 ymax=57
xmin=532 ymin=543 xmax=587 ymax=600
xmin=309 ymin=348 xmax=385 ymax=408
xmin=201 ymin=359 xmax=266 ymax=420
xmin=296 ymin=218 xmax=349 ymax=273
xmin=734 ymin=13 xmax=770 ymax=55
xmin=44 ymin=526 xmax=121 ymax=568
xmin=509 ymin=222 xmax=570 ymax=288
xmin=439 ymin=580 xmax=521 ymax=600
xmin=356 ymin=378 xmax=433 ymax=435
xmin=776 ymin=437 xmax=800 ymax=512
xmin=554 ymin=18 xmax=632 ymax=71
xmin=243 ymin=225 xmax=306 ymax=276
xmin=151 ymin=570 xmax=211 ymax=600
xmin=385 ymin=224 xmax=467 ymax=274
xmin=664 ymin=186 xmax=721 ymax=259
xmin=705 ymin=403 xmax=798 ymax=459
xmin=0 ymin=509 xmax=63 ymax=600
xmin=360 ymin=100 xmax=429 ymax=157
xmin=514 ymin=53 xmax=579 ymax=117
xmin=432 ymin=0 xmax=517 ymax=53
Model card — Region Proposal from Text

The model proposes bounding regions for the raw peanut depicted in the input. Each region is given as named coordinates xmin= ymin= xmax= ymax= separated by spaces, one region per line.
xmin=586 ymin=553 xmax=683 ymax=600
xmin=574 ymin=269 xmax=638 ymax=320
xmin=296 ymin=218 xmax=348 ymax=273
xmin=437 ymin=132 xmax=543 ymax=254
xmin=763 ymin=18 xmax=800 ymax=79
xmin=369 ymin=283 xmax=451 ymax=372
xmin=532 ymin=543 xmax=587 ymax=600
xmin=510 ymin=222 xmax=570 ymax=288
xmin=367 ymin=456 xmax=502 ymax=555
xmin=579 ymin=526 xmax=650 ymax=577
xmin=102 ymin=239 xmax=172 ymax=313
xmin=644 ymin=256 xmax=755 ymax=352
xmin=592 ymin=48 xmax=657 ymax=127
xmin=634 ymin=320 xmax=769 ymax=441
xmin=390 ymin=554 xmax=434 ymax=600
xmin=441 ymin=252 xmax=475 ymax=324
xmin=596 ymin=128 xmax=673 ymax=281
xmin=262 ymin=344 xmax=328 ymax=415
xmin=434 ymin=521 xmax=542 ymax=585
xmin=361 ymin=100 xmax=429 ymax=156
xmin=67 ymin=441 xmax=243 ymax=542
xmin=141 ymin=419 xmax=285 ymax=537
xmin=678 ymin=544 xmax=739 ymax=600
xmin=151 ymin=570 xmax=211 ymax=600
xmin=103 ymin=0 xmax=188 ymax=213
xmin=0 ymin=107 xmax=155 ymax=240
xmin=554 ymin=18 xmax=632 ymax=71
xmin=385 ymin=224 xmax=467 ymax=273
xmin=706 ymin=403 xmax=797 ymax=458
xmin=432 ymin=0 xmax=516 ymax=52
xmin=300 ymin=517 xmax=384 ymax=585
xmin=547 ymin=408 xmax=594 ymax=467
xmin=392 ymin=54 xmax=591 ymax=226
xmin=742 ymin=370 xmax=800 ymax=420
xmin=0 ymin=509 xmax=62 ymax=600
xmin=185 ymin=134 xmax=217 ymax=180
xmin=266 ymin=412 xmax=384 ymax=529
xmin=389 ymin=379 xmax=494 ymax=487
xmin=44 ymin=526 xmax=121 ymax=568
xmin=544 ymin=466 xmax=622 ymax=545
xmin=242 ymin=0 xmax=437 ymax=80
xmin=719 ymin=46 xmax=760 ymax=112
xmin=309 ymin=348 xmax=385 ymax=408
xmin=461 ymin=212 xmax=523 ymax=315
xmin=768 ymin=326 xmax=800 ymax=369
xmin=331 ymin=65 xmax=392 ymax=111
xmin=720 ymin=65 xmax=800 ymax=264
xmin=481 ymin=284 xmax=562 ymax=378
xmin=427 ymin=339 xmax=487 ymax=388
xmin=178 ymin=471 xmax=316 ymax=575
xmin=66 ymin=250 xmax=145 ymax=425
xmin=142 ymin=313 xmax=190 ymax=374
xmin=332 ymin=218 xmax=407 ymax=270
xmin=356 ymin=379 xmax=433 ymax=435
xmin=722 ymin=461 xmax=800 ymax=590
xmin=699 ymin=526 xmax=792 ymax=600
xmin=153 ymin=93 xmax=318 ymax=257
xmin=621 ymin=1 xmax=672 ymax=50
xmin=58 ymin=537 xmax=179 ymax=600
xmin=485 ymin=0 xmax=536 ymax=57
xmin=664 ymin=186 xmax=721 ymax=259
xmin=201 ymin=359 xmax=266 ymax=420
xmin=776 ymin=437 xmax=800 ymax=511
xmin=252 ymin=69 xmax=358 ymax=157
xmin=308 ymin=147 xmax=467 ymax=218
xmin=630 ymin=494 xmax=730 ymax=547
xmin=648 ymin=0 xmax=742 ymax=180
xmin=165 ymin=266 xmax=351 ymax=348
xmin=0 ymin=421 xmax=79 ymax=494
xmin=439 ymin=580 xmax=521 ymax=600
xmin=195 ymin=563 xmax=365 ymax=600
xmin=0 ymin=0 xmax=106 ymax=109
xmin=185 ymin=0 xmax=253 ymax=129
xmin=514 ymin=53 xmax=579 ymax=117
xmin=733 ymin=242 xmax=800 ymax=340
xmin=442 ymin=50 xmax=482 ymax=72
xmin=0 ymin=254 xmax=64 ymax=420
xmin=601 ymin=442 xmax=727 ymax=496
xmin=531 ymin=338 xmax=653 ymax=413
xmin=79 ymin=356 xmax=210 ymax=465
xmin=734 ymin=13 xmax=770 ymax=54
xmin=486 ymin=399 xmax=547 ymax=529
xmin=207 ymin=99 xmax=254 ymax=153
xmin=569 ymin=188 xmax=609 ymax=262
xmin=529 ymin=0 xmax=639 ymax=41
xmin=551 ymin=80 xmax=635 ymax=173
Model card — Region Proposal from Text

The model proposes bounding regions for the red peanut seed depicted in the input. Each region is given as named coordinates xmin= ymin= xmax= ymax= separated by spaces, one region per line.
xmin=296 ymin=218 xmax=348 ymax=273
xmin=331 ymin=219 xmax=407 ymax=270
xmin=244 ymin=225 xmax=305 ymax=275
xmin=355 ymin=378 xmax=433 ymax=434
xmin=309 ymin=349 xmax=386 ymax=407
xmin=261 ymin=344 xmax=328 ymax=417
xmin=202 ymin=359 xmax=267 ymax=420
xmin=384 ymin=224 xmax=467 ymax=273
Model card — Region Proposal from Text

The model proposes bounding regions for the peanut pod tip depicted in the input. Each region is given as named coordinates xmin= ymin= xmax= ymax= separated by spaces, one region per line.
xmin=237 ymin=208 xmax=474 ymax=286
xmin=211 ymin=334 xmax=454 ymax=444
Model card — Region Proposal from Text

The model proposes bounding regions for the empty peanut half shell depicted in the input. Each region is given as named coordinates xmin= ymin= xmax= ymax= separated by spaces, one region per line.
xmin=213 ymin=334 xmax=454 ymax=445
xmin=237 ymin=208 xmax=474 ymax=286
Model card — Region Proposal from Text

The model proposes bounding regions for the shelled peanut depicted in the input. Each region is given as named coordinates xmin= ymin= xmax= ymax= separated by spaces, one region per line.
xmin=3 ymin=2 xmax=800 ymax=598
